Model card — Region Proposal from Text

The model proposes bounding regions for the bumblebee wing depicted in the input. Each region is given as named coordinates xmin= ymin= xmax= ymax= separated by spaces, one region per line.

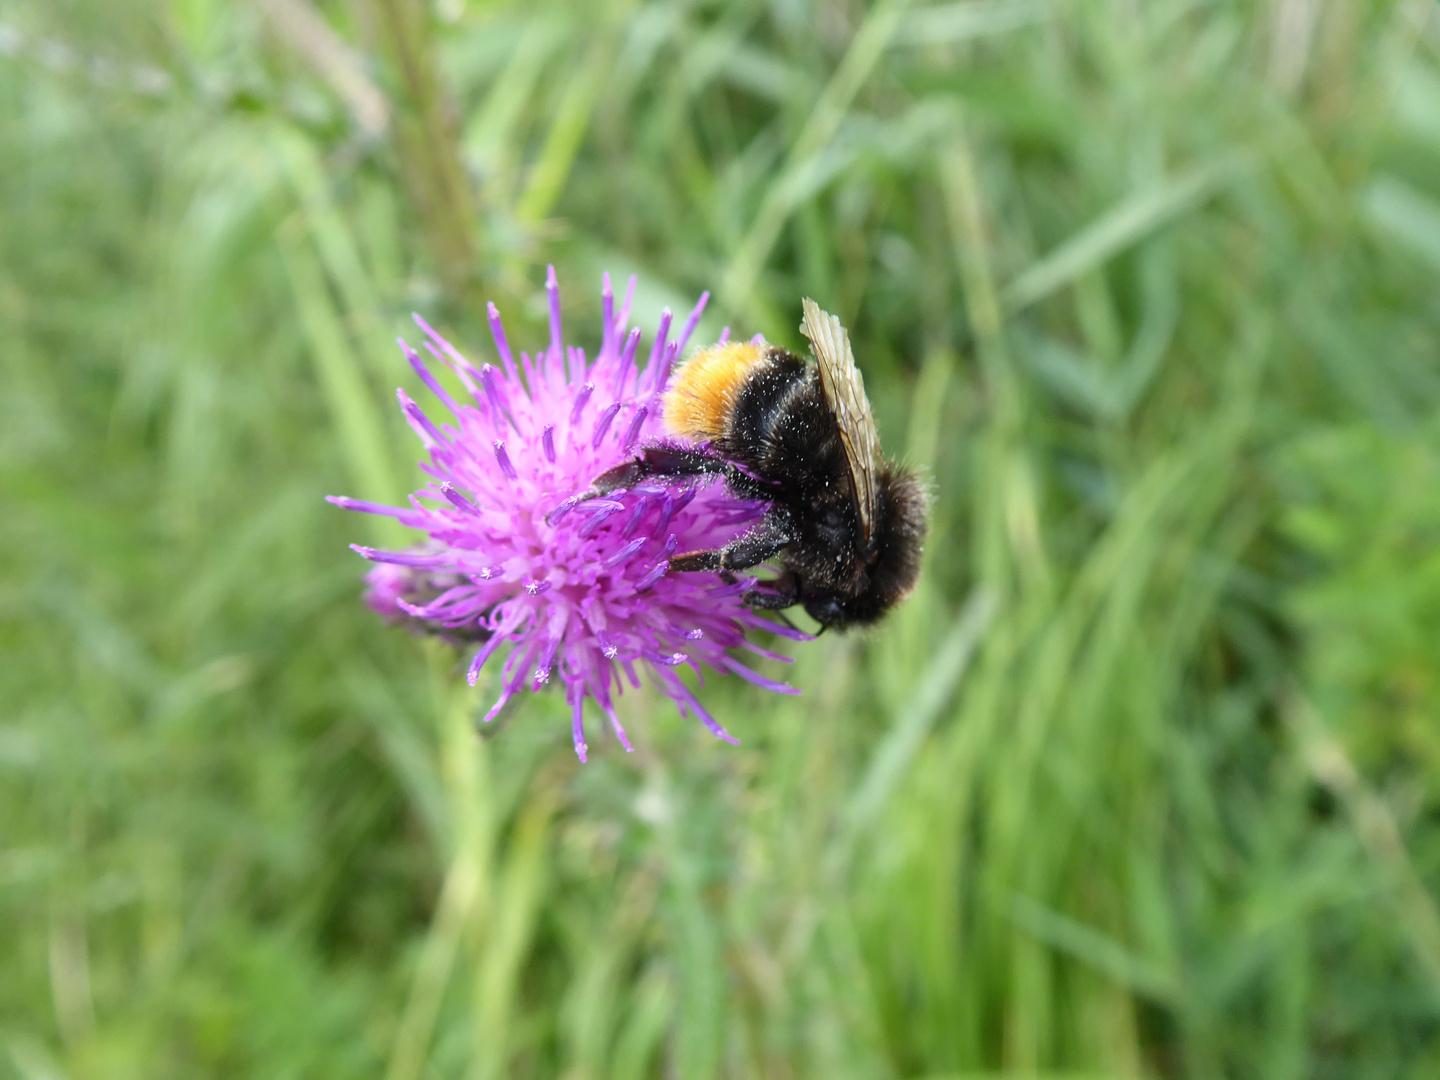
xmin=800 ymin=298 xmax=883 ymax=546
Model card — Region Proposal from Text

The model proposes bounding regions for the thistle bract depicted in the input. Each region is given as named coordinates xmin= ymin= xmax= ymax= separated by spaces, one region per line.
xmin=331 ymin=269 xmax=801 ymax=760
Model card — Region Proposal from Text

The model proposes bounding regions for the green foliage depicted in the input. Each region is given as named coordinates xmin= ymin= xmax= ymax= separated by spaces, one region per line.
xmin=5 ymin=0 xmax=1440 ymax=1076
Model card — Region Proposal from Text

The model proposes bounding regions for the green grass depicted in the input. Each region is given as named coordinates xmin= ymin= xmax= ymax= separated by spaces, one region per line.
xmin=5 ymin=0 xmax=1440 ymax=1076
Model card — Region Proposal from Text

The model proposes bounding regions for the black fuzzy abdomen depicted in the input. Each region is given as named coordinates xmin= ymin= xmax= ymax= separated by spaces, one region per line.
xmin=725 ymin=350 xmax=849 ymax=499
xmin=723 ymin=350 xmax=805 ymax=470
xmin=718 ymin=349 xmax=865 ymax=596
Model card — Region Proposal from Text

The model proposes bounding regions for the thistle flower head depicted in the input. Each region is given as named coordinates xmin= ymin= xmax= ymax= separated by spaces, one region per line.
xmin=331 ymin=269 xmax=802 ymax=760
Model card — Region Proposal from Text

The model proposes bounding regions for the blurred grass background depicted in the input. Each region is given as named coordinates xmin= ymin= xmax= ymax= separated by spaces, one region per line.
xmin=6 ymin=0 xmax=1440 ymax=1076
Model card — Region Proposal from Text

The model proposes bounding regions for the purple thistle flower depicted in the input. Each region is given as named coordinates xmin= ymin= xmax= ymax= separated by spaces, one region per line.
xmin=331 ymin=268 xmax=805 ymax=761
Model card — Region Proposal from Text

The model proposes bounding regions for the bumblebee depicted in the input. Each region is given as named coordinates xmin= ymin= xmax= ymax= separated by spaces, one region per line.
xmin=582 ymin=300 xmax=927 ymax=630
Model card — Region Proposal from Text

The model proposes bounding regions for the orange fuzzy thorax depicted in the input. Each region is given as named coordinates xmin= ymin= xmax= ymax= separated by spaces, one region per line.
xmin=662 ymin=342 xmax=766 ymax=440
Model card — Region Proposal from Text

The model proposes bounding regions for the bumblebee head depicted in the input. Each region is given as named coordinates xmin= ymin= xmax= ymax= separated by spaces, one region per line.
xmin=801 ymin=463 xmax=928 ymax=630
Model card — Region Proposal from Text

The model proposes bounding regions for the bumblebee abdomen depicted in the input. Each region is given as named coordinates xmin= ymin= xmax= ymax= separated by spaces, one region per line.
xmin=663 ymin=342 xmax=770 ymax=441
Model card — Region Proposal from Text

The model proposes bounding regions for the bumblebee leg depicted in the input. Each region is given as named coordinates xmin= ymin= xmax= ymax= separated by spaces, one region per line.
xmin=740 ymin=572 xmax=800 ymax=612
xmin=549 ymin=447 xmax=727 ymax=522
xmin=715 ymin=570 xmax=800 ymax=616
xmin=585 ymin=446 xmax=773 ymax=502
xmin=670 ymin=517 xmax=795 ymax=573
